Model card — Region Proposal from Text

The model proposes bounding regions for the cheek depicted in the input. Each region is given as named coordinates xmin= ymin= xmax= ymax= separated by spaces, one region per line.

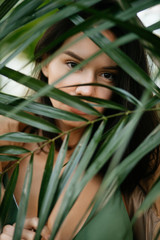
xmin=96 ymin=87 xmax=112 ymax=100
xmin=47 ymin=61 xmax=66 ymax=85
xmin=47 ymin=65 xmax=75 ymax=90
xmin=94 ymin=88 xmax=112 ymax=114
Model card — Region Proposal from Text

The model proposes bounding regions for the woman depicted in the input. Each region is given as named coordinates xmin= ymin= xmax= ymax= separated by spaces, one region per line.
xmin=0 ymin=1 xmax=159 ymax=239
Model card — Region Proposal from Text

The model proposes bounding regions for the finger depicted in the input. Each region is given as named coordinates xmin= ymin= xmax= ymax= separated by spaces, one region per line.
xmin=0 ymin=233 xmax=12 ymax=240
xmin=21 ymin=228 xmax=36 ymax=240
xmin=2 ymin=225 xmax=14 ymax=237
xmin=23 ymin=217 xmax=39 ymax=230
xmin=23 ymin=218 xmax=50 ymax=239
xmin=41 ymin=225 xmax=50 ymax=240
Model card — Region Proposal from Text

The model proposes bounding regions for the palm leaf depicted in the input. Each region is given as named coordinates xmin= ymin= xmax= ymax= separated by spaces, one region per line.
xmin=49 ymin=121 xmax=106 ymax=239
xmin=38 ymin=142 xmax=54 ymax=215
xmin=0 ymin=0 xmax=19 ymax=20
xmin=0 ymin=145 xmax=30 ymax=155
xmin=0 ymin=155 xmax=19 ymax=162
xmin=13 ymin=154 xmax=33 ymax=240
xmin=59 ymin=125 xmax=93 ymax=193
xmin=0 ymin=67 xmax=100 ymax=116
xmin=132 ymin=177 xmax=160 ymax=224
xmin=0 ymin=132 xmax=48 ymax=143
xmin=71 ymin=15 xmax=160 ymax=95
xmin=0 ymin=0 xmax=160 ymax=239
xmin=0 ymin=165 xmax=19 ymax=230
xmin=34 ymin=135 xmax=69 ymax=240
xmin=0 ymin=102 xmax=61 ymax=133
xmin=0 ymin=92 xmax=87 ymax=122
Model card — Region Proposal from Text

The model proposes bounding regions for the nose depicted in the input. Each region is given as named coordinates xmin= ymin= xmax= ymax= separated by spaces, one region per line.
xmin=75 ymin=71 xmax=95 ymax=96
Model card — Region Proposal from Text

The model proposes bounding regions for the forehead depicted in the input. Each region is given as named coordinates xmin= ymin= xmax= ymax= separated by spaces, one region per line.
xmin=61 ymin=30 xmax=116 ymax=64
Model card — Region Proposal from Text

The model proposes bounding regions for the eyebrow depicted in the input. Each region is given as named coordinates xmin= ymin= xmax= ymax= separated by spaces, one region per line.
xmin=63 ymin=50 xmax=84 ymax=61
xmin=63 ymin=50 xmax=118 ymax=70
xmin=101 ymin=66 xmax=119 ymax=71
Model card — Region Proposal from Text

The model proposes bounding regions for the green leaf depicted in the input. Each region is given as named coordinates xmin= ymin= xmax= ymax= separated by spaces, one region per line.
xmin=0 ymin=1 xmax=160 ymax=239
xmin=0 ymin=0 xmax=44 ymax=40
xmin=116 ymin=123 xmax=160 ymax=184
xmin=105 ymin=13 xmax=160 ymax=57
xmin=145 ymin=96 xmax=160 ymax=109
xmin=48 ymin=125 xmax=93 ymax=215
xmin=0 ymin=145 xmax=30 ymax=155
xmin=132 ymin=177 xmax=160 ymax=224
xmin=13 ymin=154 xmax=33 ymax=240
xmin=89 ymin=122 xmax=160 ymax=221
xmin=0 ymin=102 xmax=61 ymax=133
xmin=49 ymin=121 xmax=106 ymax=239
xmin=38 ymin=142 xmax=54 ymax=215
xmin=77 ymin=96 xmax=126 ymax=110
xmin=76 ymin=83 xmax=141 ymax=106
xmin=0 ymin=165 xmax=19 ymax=230
xmin=44 ymin=125 xmax=93 ymax=220
xmin=114 ymin=2 xmax=160 ymax=45
xmin=59 ymin=125 xmax=93 ymax=193
xmin=78 ymin=93 xmax=151 ymax=221
xmin=22 ymin=101 xmax=88 ymax=122
xmin=0 ymin=132 xmax=48 ymax=143
xmin=0 ymin=92 xmax=87 ymax=122
xmin=0 ymin=67 xmax=100 ymax=117
xmin=93 ymin=117 xmax=126 ymax=160
xmin=0 ymin=92 xmax=86 ymax=122
xmin=0 ymin=155 xmax=19 ymax=162
xmin=0 ymin=175 xmax=1 ymax=203
xmin=0 ymin=4 xmax=59 ymax=65
xmin=0 ymin=0 xmax=19 ymax=20
xmin=0 ymin=0 xmax=102 ymax=65
xmin=34 ymin=135 xmax=69 ymax=240
xmin=71 ymin=15 xmax=160 ymax=96
xmin=95 ymin=37 xmax=159 ymax=95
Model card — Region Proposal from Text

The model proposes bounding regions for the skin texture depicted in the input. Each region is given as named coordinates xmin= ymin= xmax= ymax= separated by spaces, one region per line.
xmin=0 ymin=30 xmax=116 ymax=240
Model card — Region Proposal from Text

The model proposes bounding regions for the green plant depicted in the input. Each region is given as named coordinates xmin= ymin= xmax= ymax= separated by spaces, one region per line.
xmin=0 ymin=0 xmax=160 ymax=239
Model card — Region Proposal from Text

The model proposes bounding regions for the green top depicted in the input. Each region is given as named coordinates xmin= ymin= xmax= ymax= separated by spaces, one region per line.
xmin=2 ymin=174 xmax=133 ymax=240
xmin=74 ymin=190 xmax=133 ymax=240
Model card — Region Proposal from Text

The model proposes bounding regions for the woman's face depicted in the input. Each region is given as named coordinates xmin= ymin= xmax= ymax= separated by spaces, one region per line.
xmin=42 ymin=31 xmax=117 ymax=130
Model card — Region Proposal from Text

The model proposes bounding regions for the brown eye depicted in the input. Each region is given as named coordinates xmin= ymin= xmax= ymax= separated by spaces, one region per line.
xmin=66 ymin=61 xmax=78 ymax=68
xmin=101 ymin=72 xmax=114 ymax=81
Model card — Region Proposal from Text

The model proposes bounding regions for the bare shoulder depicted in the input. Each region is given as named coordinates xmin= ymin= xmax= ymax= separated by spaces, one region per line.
xmin=0 ymin=116 xmax=25 ymax=133
xmin=0 ymin=116 xmax=27 ymax=169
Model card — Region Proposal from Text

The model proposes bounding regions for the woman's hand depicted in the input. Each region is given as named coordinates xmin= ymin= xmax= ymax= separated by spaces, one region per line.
xmin=0 ymin=217 xmax=50 ymax=240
